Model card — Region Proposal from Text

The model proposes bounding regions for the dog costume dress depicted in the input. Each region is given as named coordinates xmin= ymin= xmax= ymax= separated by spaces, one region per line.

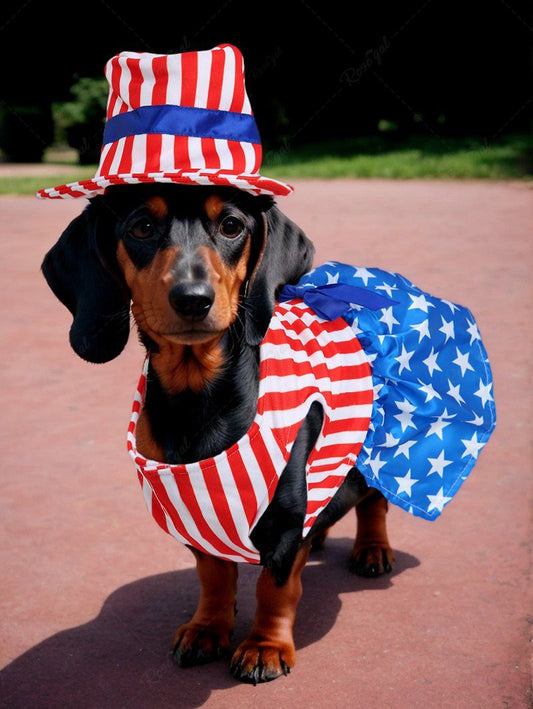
xmin=128 ymin=262 xmax=496 ymax=564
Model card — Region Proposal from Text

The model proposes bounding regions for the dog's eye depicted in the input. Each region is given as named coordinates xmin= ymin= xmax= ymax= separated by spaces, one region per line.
xmin=220 ymin=216 xmax=244 ymax=238
xmin=130 ymin=218 xmax=155 ymax=239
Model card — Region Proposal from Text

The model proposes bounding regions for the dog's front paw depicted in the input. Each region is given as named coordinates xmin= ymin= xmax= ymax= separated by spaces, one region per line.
xmin=349 ymin=543 xmax=394 ymax=577
xmin=230 ymin=638 xmax=294 ymax=684
xmin=173 ymin=622 xmax=231 ymax=667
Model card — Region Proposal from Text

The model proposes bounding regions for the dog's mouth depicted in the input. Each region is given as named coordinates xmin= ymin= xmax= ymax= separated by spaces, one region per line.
xmin=160 ymin=327 xmax=225 ymax=345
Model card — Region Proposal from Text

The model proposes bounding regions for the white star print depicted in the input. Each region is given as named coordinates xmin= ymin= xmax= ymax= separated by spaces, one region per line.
xmin=466 ymin=413 xmax=484 ymax=426
xmin=410 ymin=319 xmax=431 ymax=342
xmin=379 ymin=306 xmax=400 ymax=333
xmin=461 ymin=432 xmax=485 ymax=459
xmin=353 ymin=267 xmax=376 ymax=286
xmin=349 ymin=302 xmax=363 ymax=312
xmin=351 ymin=317 xmax=363 ymax=335
xmin=395 ymin=343 xmax=415 ymax=374
xmin=408 ymin=293 xmax=435 ymax=313
xmin=367 ymin=451 xmax=387 ymax=478
xmin=427 ymin=487 xmax=453 ymax=513
xmin=393 ymin=398 xmax=417 ymax=432
xmin=422 ymin=347 xmax=442 ymax=377
xmin=394 ymin=469 xmax=419 ymax=496
xmin=376 ymin=282 xmax=398 ymax=298
xmin=325 ymin=271 xmax=339 ymax=285
xmin=427 ymin=450 xmax=452 ymax=477
xmin=452 ymin=347 xmax=475 ymax=377
xmin=466 ymin=318 xmax=480 ymax=345
xmin=418 ymin=378 xmax=442 ymax=403
xmin=379 ymin=432 xmax=400 ymax=448
xmin=447 ymin=378 xmax=465 ymax=405
xmin=441 ymin=299 xmax=459 ymax=314
xmin=425 ymin=410 xmax=454 ymax=439
xmin=439 ymin=315 xmax=455 ymax=343
xmin=474 ymin=379 xmax=494 ymax=407
xmin=393 ymin=439 xmax=417 ymax=459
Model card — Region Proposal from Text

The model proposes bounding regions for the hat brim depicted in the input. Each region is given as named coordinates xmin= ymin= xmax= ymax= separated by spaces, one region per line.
xmin=36 ymin=170 xmax=293 ymax=199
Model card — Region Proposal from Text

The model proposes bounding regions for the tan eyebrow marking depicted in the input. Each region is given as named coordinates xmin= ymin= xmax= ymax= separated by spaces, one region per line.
xmin=204 ymin=194 xmax=226 ymax=221
xmin=145 ymin=195 xmax=168 ymax=220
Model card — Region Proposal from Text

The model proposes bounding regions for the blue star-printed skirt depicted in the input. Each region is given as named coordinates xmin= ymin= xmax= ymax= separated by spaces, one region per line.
xmin=279 ymin=262 xmax=496 ymax=521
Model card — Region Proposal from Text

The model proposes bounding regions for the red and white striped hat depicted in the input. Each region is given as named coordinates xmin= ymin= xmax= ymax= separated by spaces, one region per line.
xmin=37 ymin=44 xmax=293 ymax=199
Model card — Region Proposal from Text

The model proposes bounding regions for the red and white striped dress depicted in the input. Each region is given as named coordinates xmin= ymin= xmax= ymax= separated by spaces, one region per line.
xmin=128 ymin=300 xmax=374 ymax=563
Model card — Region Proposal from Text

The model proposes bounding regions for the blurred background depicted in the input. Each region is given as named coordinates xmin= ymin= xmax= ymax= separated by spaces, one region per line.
xmin=0 ymin=0 xmax=531 ymax=189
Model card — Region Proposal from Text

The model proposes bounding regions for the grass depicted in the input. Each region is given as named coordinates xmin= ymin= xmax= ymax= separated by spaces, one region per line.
xmin=0 ymin=134 xmax=531 ymax=195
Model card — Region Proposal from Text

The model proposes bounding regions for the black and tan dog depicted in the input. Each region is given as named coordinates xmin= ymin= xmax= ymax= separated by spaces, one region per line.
xmin=42 ymin=184 xmax=393 ymax=684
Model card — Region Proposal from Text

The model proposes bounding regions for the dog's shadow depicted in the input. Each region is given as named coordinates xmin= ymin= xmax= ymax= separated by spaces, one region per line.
xmin=0 ymin=539 xmax=418 ymax=708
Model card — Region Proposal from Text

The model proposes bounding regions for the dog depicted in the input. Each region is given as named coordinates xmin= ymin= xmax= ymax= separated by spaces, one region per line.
xmin=42 ymin=182 xmax=394 ymax=684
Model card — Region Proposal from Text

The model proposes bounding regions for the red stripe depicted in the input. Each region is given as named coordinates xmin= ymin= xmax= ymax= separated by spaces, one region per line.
xmin=200 ymin=137 xmax=221 ymax=169
xmin=174 ymin=472 xmax=243 ymax=558
xmin=126 ymin=57 xmax=143 ymax=109
xmin=117 ymin=135 xmax=134 ymax=174
xmin=108 ymin=57 xmax=122 ymax=119
xmin=265 ymin=328 xmax=362 ymax=358
xmin=144 ymin=473 xmax=212 ymax=554
xmin=174 ymin=136 xmax=191 ymax=170
xmin=226 ymin=445 xmax=259 ymax=527
xmin=151 ymin=56 xmax=169 ymax=104
xmin=306 ymin=498 xmax=333 ymax=515
xmin=262 ymin=356 xmax=371 ymax=380
xmin=251 ymin=143 xmax=262 ymax=173
xmin=260 ymin=385 xmax=372 ymax=412
xmin=199 ymin=460 xmax=250 ymax=553
xmin=206 ymin=48 xmax=225 ymax=109
xmin=229 ymin=48 xmax=245 ymax=112
xmin=226 ymin=140 xmax=246 ymax=173
xmin=145 ymin=134 xmax=162 ymax=172
xmin=180 ymin=51 xmax=198 ymax=106
xmin=248 ymin=429 xmax=280 ymax=491
xmin=307 ymin=475 xmax=346 ymax=491
xmin=99 ymin=142 xmax=119 ymax=176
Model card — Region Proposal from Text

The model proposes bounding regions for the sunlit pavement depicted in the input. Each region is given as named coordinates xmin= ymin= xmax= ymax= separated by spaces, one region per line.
xmin=1 ymin=180 xmax=531 ymax=708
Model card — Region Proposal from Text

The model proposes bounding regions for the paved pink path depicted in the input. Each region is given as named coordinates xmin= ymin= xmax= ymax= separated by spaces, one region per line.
xmin=0 ymin=181 xmax=531 ymax=708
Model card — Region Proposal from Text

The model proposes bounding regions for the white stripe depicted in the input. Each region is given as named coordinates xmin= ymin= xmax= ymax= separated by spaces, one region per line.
xmin=130 ymin=133 xmax=147 ymax=173
xmin=187 ymin=137 xmax=205 ymax=169
xmin=261 ymin=372 xmax=373 ymax=395
xmin=142 ymin=477 xmax=154 ymax=510
xmin=139 ymin=56 xmax=157 ymax=107
xmin=262 ymin=338 xmax=369 ymax=368
xmin=213 ymin=138 xmax=233 ymax=170
xmin=195 ymin=50 xmax=212 ymax=109
xmin=94 ymin=144 xmax=112 ymax=177
xmin=240 ymin=51 xmax=253 ymax=115
xmin=118 ymin=59 xmax=132 ymax=110
xmin=269 ymin=314 xmax=357 ymax=346
xmin=210 ymin=451 xmax=260 ymax=555
xmin=158 ymin=472 xmax=232 ymax=559
xmin=166 ymin=53 xmax=182 ymax=105
xmin=306 ymin=486 xmax=342 ymax=502
xmin=108 ymin=137 xmax=126 ymax=175
xmin=159 ymin=134 xmax=176 ymax=172
xmin=184 ymin=460 xmax=256 ymax=558
xmin=248 ymin=425 xmax=287 ymax=532
xmin=241 ymin=142 xmax=256 ymax=173
xmin=262 ymin=397 xmax=373 ymax=429
xmin=218 ymin=45 xmax=236 ymax=111
xmin=314 ymin=429 xmax=368 ymax=447
xmin=237 ymin=437 xmax=270 ymax=516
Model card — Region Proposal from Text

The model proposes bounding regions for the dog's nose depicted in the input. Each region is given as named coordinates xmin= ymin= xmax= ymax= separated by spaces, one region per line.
xmin=168 ymin=282 xmax=215 ymax=321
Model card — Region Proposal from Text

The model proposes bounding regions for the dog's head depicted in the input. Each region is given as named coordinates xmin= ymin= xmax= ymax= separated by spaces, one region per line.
xmin=42 ymin=184 xmax=314 ymax=366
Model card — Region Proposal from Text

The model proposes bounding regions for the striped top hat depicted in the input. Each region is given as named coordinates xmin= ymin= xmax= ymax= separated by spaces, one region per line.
xmin=37 ymin=44 xmax=293 ymax=199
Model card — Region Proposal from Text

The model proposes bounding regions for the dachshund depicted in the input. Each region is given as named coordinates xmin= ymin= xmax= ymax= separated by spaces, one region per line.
xmin=42 ymin=183 xmax=394 ymax=684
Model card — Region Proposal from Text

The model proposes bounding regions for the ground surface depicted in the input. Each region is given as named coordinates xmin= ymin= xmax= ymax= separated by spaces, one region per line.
xmin=0 ymin=180 xmax=531 ymax=708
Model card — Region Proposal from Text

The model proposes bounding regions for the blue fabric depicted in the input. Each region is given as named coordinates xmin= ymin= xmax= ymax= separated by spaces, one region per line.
xmin=103 ymin=104 xmax=261 ymax=145
xmin=279 ymin=262 xmax=496 ymax=520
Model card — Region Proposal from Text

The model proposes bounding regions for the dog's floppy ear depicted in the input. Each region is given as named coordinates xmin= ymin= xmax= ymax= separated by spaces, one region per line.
xmin=244 ymin=205 xmax=314 ymax=346
xmin=41 ymin=200 xmax=131 ymax=363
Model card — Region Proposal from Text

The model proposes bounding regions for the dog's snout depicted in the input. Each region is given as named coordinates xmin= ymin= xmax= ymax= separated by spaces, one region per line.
xmin=169 ymin=282 xmax=215 ymax=321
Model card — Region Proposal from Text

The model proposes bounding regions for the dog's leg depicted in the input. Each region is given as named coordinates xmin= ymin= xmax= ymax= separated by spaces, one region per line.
xmin=173 ymin=550 xmax=238 ymax=667
xmin=350 ymin=488 xmax=394 ymax=576
xmin=230 ymin=542 xmax=310 ymax=684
